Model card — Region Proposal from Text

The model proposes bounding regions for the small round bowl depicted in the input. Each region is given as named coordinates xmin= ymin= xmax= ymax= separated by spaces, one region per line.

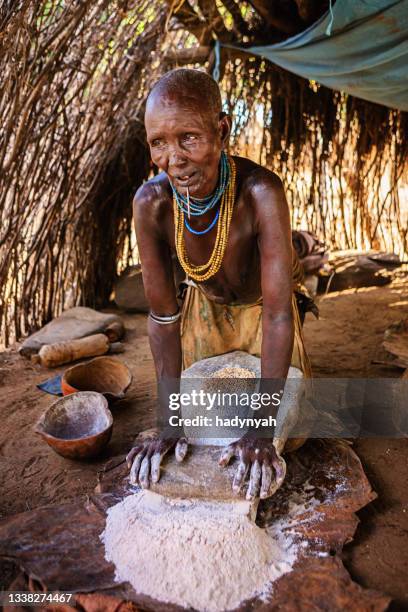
xmin=35 ymin=391 xmax=113 ymax=460
xmin=61 ymin=356 xmax=132 ymax=402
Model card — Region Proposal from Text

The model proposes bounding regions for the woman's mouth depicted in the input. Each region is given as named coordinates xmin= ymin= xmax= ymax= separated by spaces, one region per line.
xmin=174 ymin=172 xmax=197 ymax=187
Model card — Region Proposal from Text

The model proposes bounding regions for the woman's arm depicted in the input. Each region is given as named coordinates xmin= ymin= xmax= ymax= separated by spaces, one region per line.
xmin=127 ymin=182 xmax=186 ymax=488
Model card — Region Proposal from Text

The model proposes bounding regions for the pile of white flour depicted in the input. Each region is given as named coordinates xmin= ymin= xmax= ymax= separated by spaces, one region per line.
xmin=101 ymin=490 xmax=298 ymax=612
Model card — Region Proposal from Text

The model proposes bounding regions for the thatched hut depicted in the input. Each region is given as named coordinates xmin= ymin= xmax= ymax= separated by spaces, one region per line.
xmin=1 ymin=0 xmax=407 ymax=347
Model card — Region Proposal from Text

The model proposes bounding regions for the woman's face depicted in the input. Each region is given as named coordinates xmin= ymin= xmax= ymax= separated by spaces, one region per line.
xmin=145 ymin=94 xmax=230 ymax=198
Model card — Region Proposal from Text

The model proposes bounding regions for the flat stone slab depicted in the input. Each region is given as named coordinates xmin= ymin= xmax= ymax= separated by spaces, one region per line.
xmin=150 ymin=445 xmax=241 ymax=501
xmin=20 ymin=307 xmax=124 ymax=356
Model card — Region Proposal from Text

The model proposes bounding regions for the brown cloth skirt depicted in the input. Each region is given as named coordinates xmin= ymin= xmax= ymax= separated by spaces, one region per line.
xmin=180 ymin=247 xmax=311 ymax=375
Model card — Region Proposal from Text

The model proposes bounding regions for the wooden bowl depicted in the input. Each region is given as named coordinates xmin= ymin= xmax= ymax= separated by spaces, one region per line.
xmin=61 ymin=357 xmax=132 ymax=402
xmin=35 ymin=391 xmax=113 ymax=460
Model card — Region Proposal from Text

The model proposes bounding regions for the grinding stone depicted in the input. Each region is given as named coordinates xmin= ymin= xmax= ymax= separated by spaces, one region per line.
xmin=150 ymin=446 xmax=239 ymax=501
xmin=146 ymin=445 xmax=263 ymax=523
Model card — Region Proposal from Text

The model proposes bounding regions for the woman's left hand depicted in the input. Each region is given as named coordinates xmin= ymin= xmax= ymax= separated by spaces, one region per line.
xmin=218 ymin=435 xmax=286 ymax=500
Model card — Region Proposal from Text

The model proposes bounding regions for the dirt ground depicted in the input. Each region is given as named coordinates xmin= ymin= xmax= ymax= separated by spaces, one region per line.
xmin=0 ymin=276 xmax=407 ymax=609
xmin=303 ymin=277 xmax=408 ymax=611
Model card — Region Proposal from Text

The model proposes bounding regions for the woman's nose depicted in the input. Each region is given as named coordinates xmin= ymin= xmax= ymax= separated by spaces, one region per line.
xmin=168 ymin=145 xmax=188 ymax=169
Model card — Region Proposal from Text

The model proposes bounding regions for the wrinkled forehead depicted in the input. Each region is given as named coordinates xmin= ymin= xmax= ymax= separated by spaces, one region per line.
xmin=145 ymin=89 xmax=218 ymax=128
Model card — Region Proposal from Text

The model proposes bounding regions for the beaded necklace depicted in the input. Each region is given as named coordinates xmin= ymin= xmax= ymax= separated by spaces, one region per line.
xmin=170 ymin=151 xmax=229 ymax=217
xmin=173 ymin=156 xmax=236 ymax=282
xmin=184 ymin=208 xmax=220 ymax=235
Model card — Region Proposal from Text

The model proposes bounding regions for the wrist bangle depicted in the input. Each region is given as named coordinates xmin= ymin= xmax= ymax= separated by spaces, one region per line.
xmin=149 ymin=309 xmax=181 ymax=325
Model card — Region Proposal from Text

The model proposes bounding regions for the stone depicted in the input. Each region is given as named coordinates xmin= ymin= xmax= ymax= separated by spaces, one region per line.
xmin=20 ymin=307 xmax=124 ymax=356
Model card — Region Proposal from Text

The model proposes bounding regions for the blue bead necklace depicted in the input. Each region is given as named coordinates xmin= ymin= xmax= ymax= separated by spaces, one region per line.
xmin=184 ymin=208 xmax=219 ymax=235
xmin=170 ymin=151 xmax=229 ymax=217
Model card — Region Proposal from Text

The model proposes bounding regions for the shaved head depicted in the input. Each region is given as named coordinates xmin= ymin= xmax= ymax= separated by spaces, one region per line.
xmin=146 ymin=69 xmax=222 ymax=126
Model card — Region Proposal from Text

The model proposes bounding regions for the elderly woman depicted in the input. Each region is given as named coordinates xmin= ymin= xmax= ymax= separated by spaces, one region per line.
xmin=127 ymin=68 xmax=310 ymax=499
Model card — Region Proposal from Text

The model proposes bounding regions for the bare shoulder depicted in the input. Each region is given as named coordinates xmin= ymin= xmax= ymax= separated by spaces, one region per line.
xmin=233 ymin=157 xmax=289 ymax=237
xmin=234 ymin=156 xmax=285 ymax=202
xmin=133 ymin=172 xmax=172 ymax=229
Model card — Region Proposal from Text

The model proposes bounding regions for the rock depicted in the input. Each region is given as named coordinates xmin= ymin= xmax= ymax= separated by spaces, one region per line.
xmin=382 ymin=318 xmax=408 ymax=368
xmin=113 ymin=262 xmax=185 ymax=312
xmin=150 ymin=446 xmax=250 ymax=502
xmin=181 ymin=351 xmax=261 ymax=444
xmin=292 ymin=229 xmax=328 ymax=274
xmin=319 ymin=251 xmax=401 ymax=293
xmin=113 ymin=265 xmax=149 ymax=312
xmin=180 ymin=351 xmax=305 ymax=458
xmin=182 ymin=350 xmax=261 ymax=378
xmin=19 ymin=307 xmax=124 ymax=357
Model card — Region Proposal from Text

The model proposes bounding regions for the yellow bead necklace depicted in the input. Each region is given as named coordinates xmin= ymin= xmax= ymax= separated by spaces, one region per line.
xmin=173 ymin=156 xmax=236 ymax=282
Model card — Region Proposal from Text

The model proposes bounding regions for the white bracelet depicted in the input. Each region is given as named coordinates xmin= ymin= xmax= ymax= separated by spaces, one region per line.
xmin=149 ymin=309 xmax=182 ymax=325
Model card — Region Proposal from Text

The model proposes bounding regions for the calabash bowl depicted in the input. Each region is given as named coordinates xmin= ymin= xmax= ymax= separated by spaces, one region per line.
xmin=35 ymin=391 xmax=113 ymax=460
xmin=61 ymin=356 xmax=132 ymax=402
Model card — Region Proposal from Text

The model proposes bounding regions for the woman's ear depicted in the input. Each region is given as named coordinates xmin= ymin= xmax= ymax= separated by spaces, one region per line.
xmin=219 ymin=112 xmax=231 ymax=147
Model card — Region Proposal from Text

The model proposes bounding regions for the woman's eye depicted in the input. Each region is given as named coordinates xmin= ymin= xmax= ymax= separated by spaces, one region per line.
xmin=151 ymin=139 xmax=163 ymax=147
xmin=184 ymin=134 xmax=197 ymax=142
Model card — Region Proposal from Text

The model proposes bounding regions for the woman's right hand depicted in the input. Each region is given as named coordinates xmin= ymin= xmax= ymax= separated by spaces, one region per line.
xmin=126 ymin=428 xmax=188 ymax=488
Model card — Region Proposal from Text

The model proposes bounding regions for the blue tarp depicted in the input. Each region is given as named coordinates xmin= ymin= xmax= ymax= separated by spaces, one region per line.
xmin=243 ymin=0 xmax=408 ymax=111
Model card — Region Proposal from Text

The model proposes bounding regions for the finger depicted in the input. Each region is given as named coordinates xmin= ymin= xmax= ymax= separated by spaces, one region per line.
xmin=272 ymin=457 xmax=285 ymax=483
xmin=232 ymin=460 xmax=249 ymax=493
xmin=219 ymin=444 xmax=235 ymax=467
xmin=126 ymin=445 xmax=143 ymax=469
xmin=260 ymin=462 xmax=273 ymax=499
xmin=139 ymin=455 xmax=151 ymax=489
xmin=129 ymin=450 xmax=145 ymax=485
xmin=175 ymin=438 xmax=188 ymax=462
xmin=150 ymin=452 xmax=163 ymax=484
xmin=246 ymin=459 xmax=261 ymax=500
